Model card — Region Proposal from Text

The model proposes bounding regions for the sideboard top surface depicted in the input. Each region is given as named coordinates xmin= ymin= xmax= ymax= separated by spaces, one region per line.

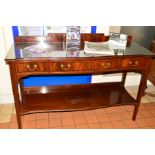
xmin=5 ymin=42 xmax=155 ymax=61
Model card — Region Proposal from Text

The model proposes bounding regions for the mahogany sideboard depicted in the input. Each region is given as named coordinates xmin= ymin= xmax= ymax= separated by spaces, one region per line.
xmin=5 ymin=38 xmax=155 ymax=129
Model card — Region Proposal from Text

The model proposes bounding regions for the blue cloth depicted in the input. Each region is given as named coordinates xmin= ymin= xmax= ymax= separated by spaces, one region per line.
xmin=91 ymin=26 xmax=97 ymax=34
xmin=23 ymin=75 xmax=91 ymax=87
xmin=12 ymin=26 xmax=19 ymax=38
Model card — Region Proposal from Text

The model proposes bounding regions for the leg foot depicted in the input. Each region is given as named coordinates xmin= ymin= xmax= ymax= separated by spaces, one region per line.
xmin=16 ymin=115 xmax=22 ymax=129
xmin=132 ymin=105 xmax=139 ymax=121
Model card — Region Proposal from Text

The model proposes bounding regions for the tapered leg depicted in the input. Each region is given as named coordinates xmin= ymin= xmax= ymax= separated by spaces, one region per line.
xmin=121 ymin=72 xmax=127 ymax=86
xmin=9 ymin=62 xmax=22 ymax=129
xmin=132 ymin=71 xmax=148 ymax=121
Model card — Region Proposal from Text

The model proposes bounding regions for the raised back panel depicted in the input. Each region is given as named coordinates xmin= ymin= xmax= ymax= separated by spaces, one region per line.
xmin=48 ymin=33 xmax=66 ymax=42
xmin=47 ymin=33 xmax=107 ymax=49
xmin=15 ymin=34 xmax=107 ymax=49
xmin=81 ymin=33 xmax=106 ymax=42
xmin=81 ymin=33 xmax=108 ymax=49
xmin=15 ymin=34 xmax=131 ymax=49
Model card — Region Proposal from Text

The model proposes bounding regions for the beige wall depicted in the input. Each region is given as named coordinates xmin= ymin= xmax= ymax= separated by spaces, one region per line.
xmin=0 ymin=26 xmax=14 ymax=103
xmin=96 ymin=26 xmax=121 ymax=34
xmin=109 ymin=26 xmax=121 ymax=33
xmin=96 ymin=26 xmax=109 ymax=35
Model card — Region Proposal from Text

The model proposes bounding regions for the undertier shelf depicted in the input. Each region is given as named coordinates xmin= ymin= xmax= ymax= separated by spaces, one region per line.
xmin=21 ymin=82 xmax=137 ymax=114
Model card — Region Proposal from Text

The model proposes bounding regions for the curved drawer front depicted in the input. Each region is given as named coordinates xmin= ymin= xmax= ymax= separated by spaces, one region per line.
xmin=16 ymin=61 xmax=47 ymax=73
xmin=50 ymin=61 xmax=90 ymax=72
xmin=122 ymin=58 xmax=145 ymax=68
xmin=91 ymin=59 xmax=119 ymax=70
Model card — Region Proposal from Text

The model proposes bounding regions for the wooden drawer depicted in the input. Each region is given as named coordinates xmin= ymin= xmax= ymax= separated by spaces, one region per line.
xmin=50 ymin=61 xmax=90 ymax=72
xmin=91 ymin=59 xmax=118 ymax=70
xmin=122 ymin=58 xmax=145 ymax=68
xmin=16 ymin=61 xmax=47 ymax=73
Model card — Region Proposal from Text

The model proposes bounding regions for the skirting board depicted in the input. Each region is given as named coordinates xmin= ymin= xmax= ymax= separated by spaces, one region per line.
xmin=0 ymin=73 xmax=153 ymax=104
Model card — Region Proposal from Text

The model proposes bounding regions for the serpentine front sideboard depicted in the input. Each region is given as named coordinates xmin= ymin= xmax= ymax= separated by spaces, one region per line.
xmin=5 ymin=38 xmax=155 ymax=128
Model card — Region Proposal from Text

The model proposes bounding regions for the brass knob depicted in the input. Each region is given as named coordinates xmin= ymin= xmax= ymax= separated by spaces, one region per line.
xmin=60 ymin=63 xmax=71 ymax=70
xmin=101 ymin=62 xmax=111 ymax=68
xmin=26 ymin=64 xmax=37 ymax=71
xmin=60 ymin=64 xmax=64 ymax=68
xmin=67 ymin=64 xmax=71 ymax=68
xmin=135 ymin=61 xmax=138 ymax=65
xmin=129 ymin=60 xmax=138 ymax=66
xmin=101 ymin=63 xmax=104 ymax=67
xmin=129 ymin=61 xmax=132 ymax=65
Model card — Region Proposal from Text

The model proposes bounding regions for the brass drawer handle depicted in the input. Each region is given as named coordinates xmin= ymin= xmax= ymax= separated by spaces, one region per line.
xmin=60 ymin=63 xmax=71 ymax=70
xmin=67 ymin=64 xmax=71 ymax=68
xmin=101 ymin=62 xmax=111 ymax=68
xmin=26 ymin=64 xmax=37 ymax=71
xmin=129 ymin=60 xmax=138 ymax=66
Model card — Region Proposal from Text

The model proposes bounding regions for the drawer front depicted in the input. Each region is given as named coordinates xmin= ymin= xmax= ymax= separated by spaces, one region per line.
xmin=91 ymin=59 xmax=119 ymax=70
xmin=16 ymin=62 xmax=47 ymax=73
xmin=122 ymin=58 xmax=145 ymax=68
xmin=50 ymin=61 xmax=90 ymax=72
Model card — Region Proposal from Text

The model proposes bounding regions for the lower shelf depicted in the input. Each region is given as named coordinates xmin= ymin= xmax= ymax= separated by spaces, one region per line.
xmin=21 ymin=82 xmax=137 ymax=114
